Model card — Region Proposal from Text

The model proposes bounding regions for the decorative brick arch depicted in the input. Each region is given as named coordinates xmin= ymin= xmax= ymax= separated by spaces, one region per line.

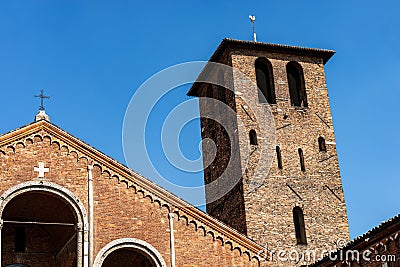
xmin=93 ymin=238 xmax=167 ymax=267
xmin=0 ymin=181 xmax=89 ymax=267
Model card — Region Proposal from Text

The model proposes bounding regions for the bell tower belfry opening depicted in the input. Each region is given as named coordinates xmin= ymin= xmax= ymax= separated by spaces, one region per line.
xmin=188 ymin=38 xmax=350 ymax=261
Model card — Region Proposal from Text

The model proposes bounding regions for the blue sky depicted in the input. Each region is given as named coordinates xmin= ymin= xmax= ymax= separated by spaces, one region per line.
xmin=0 ymin=1 xmax=399 ymax=240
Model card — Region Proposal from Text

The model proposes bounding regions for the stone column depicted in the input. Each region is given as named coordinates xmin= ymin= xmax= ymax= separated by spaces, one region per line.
xmin=168 ymin=213 xmax=176 ymax=267
xmin=77 ymin=223 xmax=83 ymax=267
xmin=88 ymin=165 xmax=94 ymax=267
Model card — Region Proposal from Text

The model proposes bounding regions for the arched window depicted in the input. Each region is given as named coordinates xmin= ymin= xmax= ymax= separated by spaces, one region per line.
xmin=102 ymin=247 xmax=156 ymax=267
xmin=286 ymin=61 xmax=307 ymax=107
xmin=276 ymin=146 xmax=283 ymax=169
xmin=298 ymin=148 xmax=305 ymax=172
xmin=293 ymin=207 xmax=307 ymax=244
xmin=249 ymin=130 xmax=258 ymax=145
xmin=94 ymin=238 xmax=167 ymax=267
xmin=255 ymin=58 xmax=276 ymax=104
xmin=318 ymin=137 xmax=327 ymax=152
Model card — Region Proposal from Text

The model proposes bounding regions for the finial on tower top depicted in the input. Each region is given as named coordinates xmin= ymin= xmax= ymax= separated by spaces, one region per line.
xmin=249 ymin=15 xmax=257 ymax=42
xmin=34 ymin=90 xmax=50 ymax=122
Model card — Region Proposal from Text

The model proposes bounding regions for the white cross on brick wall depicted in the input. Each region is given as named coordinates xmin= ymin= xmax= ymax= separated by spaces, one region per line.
xmin=34 ymin=162 xmax=49 ymax=178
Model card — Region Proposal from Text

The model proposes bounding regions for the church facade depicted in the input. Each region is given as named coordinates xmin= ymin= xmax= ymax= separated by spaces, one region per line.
xmin=0 ymin=38 xmax=398 ymax=267
xmin=0 ymin=117 xmax=266 ymax=266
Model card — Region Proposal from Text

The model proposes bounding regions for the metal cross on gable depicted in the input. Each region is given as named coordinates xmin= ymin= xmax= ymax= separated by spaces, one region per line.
xmin=34 ymin=89 xmax=50 ymax=111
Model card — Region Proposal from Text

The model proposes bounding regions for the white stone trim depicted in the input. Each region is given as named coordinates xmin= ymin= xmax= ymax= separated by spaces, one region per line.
xmin=93 ymin=238 xmax=167 ymax=267
xmin=168 ymin=213 xmax=176 ymax=267
xmin=88 ymin=165 xmax=94 ymax=267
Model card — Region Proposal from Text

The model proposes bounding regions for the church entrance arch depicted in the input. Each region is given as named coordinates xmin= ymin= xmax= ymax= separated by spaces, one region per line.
xmin=0 ymin=181 xmax=88 ymax=267
xmin=93 ymin=238 xmax=166 ymax=267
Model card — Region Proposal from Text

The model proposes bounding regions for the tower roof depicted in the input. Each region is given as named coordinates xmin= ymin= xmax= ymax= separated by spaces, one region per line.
xmin=211 ymin=38 xmax=335 ymax=64
xmin=187 ymin=38 xmax=335 ymax=97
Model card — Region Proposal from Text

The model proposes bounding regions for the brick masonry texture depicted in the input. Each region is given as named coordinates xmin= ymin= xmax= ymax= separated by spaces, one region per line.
xmin=312 ymin=215 xmax=400 ymax=267
xmin=195 ymin=42 xmax=351 ymax=265
xmin=0 ymin=122 xmax=266 ymax=267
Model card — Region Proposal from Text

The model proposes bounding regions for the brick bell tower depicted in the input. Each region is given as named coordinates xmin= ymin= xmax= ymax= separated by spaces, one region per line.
xmin=188 ymin=39 xmax=350 ymax=263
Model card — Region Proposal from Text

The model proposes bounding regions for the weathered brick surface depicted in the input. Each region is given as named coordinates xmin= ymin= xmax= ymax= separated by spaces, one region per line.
xmin=312 ymin=215 xmax=400 ymax=267
xmin=195 ymin=41 xmax=350 ymax=265
xmin=0 ymin=122 xmax=266 ymax=266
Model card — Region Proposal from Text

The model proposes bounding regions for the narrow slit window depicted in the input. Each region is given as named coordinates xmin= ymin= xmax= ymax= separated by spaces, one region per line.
xmin=293 ymin=207 xmax=307 ymax=244
xmin=15 ymin=227 xmax=26 ymax=252
xmin=298 ymin=148 xmax=305 ymax=172
xmin=276 ymin=146 xmax=283 ymax=169
xmin=249 ymin=130 xmax=258 ymax=145
xmin=318 ymin=137 xmax=327 ymax=152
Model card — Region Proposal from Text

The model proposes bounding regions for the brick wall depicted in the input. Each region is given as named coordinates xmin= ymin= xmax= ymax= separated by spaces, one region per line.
xmin=196 ymin=42 xmax=350 ymax=266
xmin=312 ymin=216 xmax=400 ymax=267
xmin=0 ymin=125 xmax=266 ymax=267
